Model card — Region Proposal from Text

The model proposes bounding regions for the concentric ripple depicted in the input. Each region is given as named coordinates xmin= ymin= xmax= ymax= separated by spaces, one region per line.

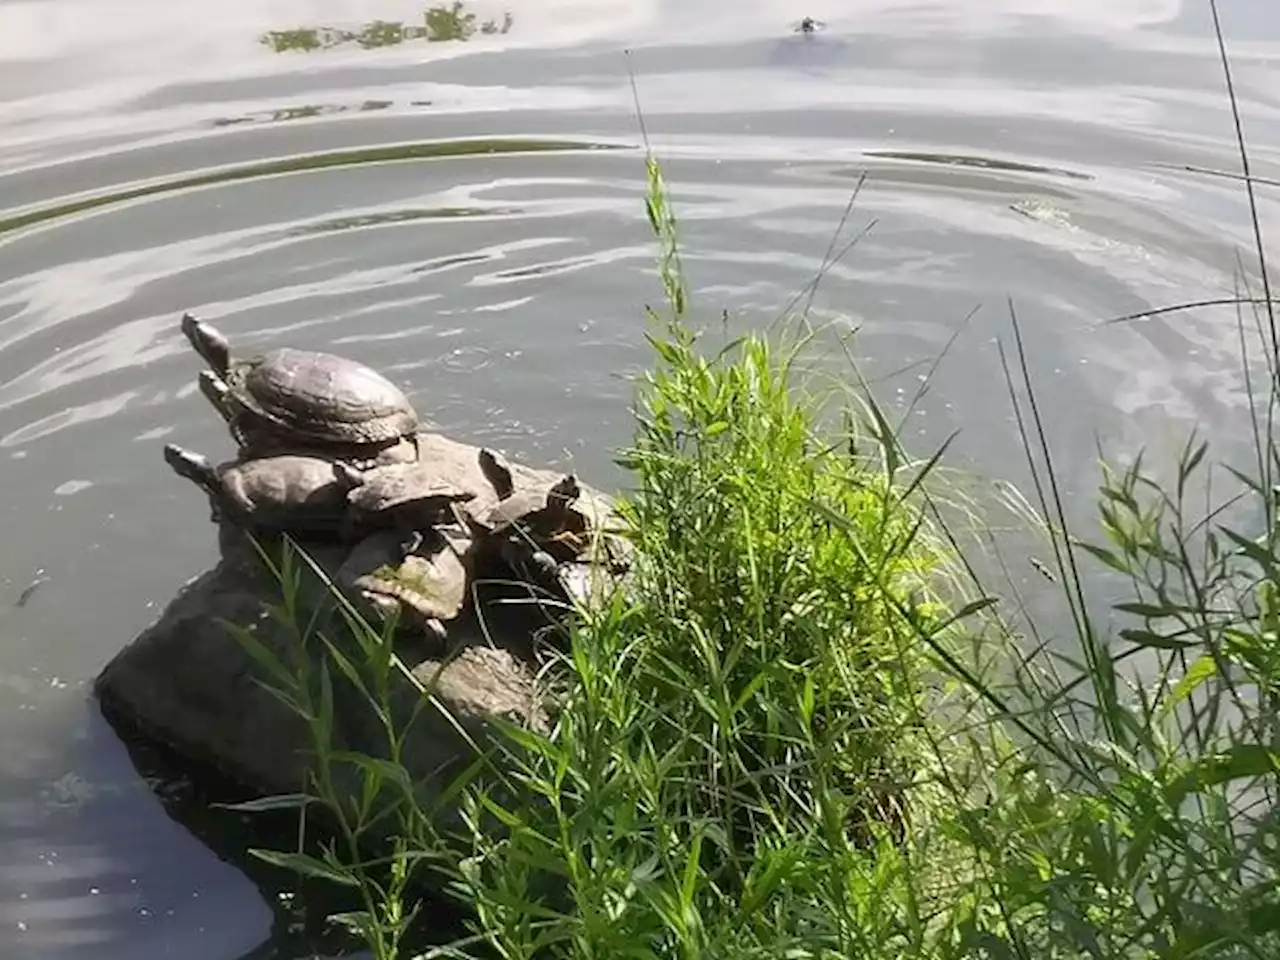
xmin=3 ymin=1 xmax=1280 ymax=956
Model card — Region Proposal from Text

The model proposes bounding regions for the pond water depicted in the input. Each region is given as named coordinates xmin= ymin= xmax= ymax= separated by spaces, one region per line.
xmin=3 ymin=0 xmax=1280 ymax=956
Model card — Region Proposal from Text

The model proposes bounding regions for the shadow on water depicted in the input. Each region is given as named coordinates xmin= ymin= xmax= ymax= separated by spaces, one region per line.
xmin=0 ymin=690 xmax=397 ymax=960
xmin=93 ymin=696 xmax=470 ymax=960
xmin=261 ymin=2 xmax=514 ymax=55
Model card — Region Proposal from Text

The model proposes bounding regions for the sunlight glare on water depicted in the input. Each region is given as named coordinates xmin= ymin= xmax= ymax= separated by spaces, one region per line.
xmin=2 ymin=0 xmax=1280 ymax=956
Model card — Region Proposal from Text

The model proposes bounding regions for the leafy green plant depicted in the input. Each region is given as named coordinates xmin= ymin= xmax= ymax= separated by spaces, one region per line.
xmin=216 ymin=539 xmax=484 ymax=960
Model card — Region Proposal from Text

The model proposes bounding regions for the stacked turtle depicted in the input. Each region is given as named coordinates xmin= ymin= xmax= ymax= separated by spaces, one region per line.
xmin=163 ymin=313 xmax=630 ymax=645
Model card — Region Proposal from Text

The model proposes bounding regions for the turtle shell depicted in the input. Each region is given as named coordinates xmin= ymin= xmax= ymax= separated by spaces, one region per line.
xmin=218 ymin=454 xmax=362 ymax=533
xmin=481 ymin=474 xmax=583 ymax=535
xmin=163 ymin=442 xmax=364 ymax=537
xmin=337 ymin=528 xmax=471 ymax=638
xmin=226 ymin=348 xmax=419 ymax=447
xmin=346 ymin=461 xmax=477 ymax=520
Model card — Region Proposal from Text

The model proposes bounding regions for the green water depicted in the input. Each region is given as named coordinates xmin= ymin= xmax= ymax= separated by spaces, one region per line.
xmin=2 ymin=1 xmax=1279 ymax=956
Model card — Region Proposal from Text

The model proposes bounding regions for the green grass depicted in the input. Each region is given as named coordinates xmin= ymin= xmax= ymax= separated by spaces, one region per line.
xmin=220 ymin=3 xmax=1280 ymax=957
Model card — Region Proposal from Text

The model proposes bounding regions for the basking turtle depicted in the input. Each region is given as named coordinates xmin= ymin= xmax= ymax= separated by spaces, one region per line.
xmin=336 ymin=528 xmax=472 ymax=642
xmin=467 ymin=458 xmax=588 ymax=556
xmin=164 ymin=443 xmax=364 ymax=538
xmin=462 ymin=454 xmax=632 ymax=601
xmin=180 ymin=312 xmax=421 ymax=464
xmin=343 ymin=460 xmax=478 ymax=544
xmin=474 ymin=449 xmax=632 ymax=558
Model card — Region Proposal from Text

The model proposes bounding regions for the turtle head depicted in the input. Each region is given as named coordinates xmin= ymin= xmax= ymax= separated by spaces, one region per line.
xmin=162 ymin=443 xmax=221 ymax=497
xmin=549 ymin=473 xmax=581 ymax=505
xmin=180 ymin=312 xmax=232 ymax=375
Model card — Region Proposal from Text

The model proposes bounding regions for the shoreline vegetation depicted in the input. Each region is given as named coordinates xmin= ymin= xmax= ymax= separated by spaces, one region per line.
xmin=219 ymin=6 xmax=1280 ymax=958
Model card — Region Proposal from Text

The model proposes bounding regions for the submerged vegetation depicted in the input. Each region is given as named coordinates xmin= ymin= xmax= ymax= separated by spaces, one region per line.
xmin=261 ymin=2 xmax=513 ymax=54
xmin=229 ymin=6 xmax=1280 ymax=958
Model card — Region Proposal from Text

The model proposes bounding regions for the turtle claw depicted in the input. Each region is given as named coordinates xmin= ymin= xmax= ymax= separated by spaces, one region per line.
xmin=181 ymin=312 xmax=232 ymax=375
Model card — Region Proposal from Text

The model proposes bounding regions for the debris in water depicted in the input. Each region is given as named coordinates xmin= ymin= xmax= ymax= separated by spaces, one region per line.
xmin=1030 ymin=557 xmax=1057 ymax=582
xmin=16 ymin=575 xmax=49 ymax=608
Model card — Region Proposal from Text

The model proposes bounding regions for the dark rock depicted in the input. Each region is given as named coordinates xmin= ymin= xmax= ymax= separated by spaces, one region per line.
xmin=93 ymin=529 xmax=558 ymax=837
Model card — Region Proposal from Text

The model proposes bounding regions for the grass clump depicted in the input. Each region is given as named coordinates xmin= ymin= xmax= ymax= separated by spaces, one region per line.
xmin=413 ymin=156 xmax=966 ymax=958
xmin=440 ymin=319 xmax=954 ymax=959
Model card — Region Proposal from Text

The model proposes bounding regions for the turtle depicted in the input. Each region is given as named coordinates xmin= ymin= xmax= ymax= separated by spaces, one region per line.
xmin=469 ymin=452 xmax=587 ymax=553
xmin=343 ymin=460 xmax=479 ymax=545
xmin=179 ymin=312 xmax=421 ymax=464
xmin=163 ymin=443 xmax=364 ymax=538
xmin=464 ymin=450 xmax=633 ymax=599
xmin=336 ymin=527 xmax=472 ymax=642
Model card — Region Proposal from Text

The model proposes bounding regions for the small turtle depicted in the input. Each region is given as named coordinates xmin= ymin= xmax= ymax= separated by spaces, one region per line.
xmin=343 ymin=461 xmax=478 ymax=544
xmin=793 ymin=16 xmax=826 ymax=33
xmin=164 ymin=443 xmax=364 ymax=537
xmin=472 ymin=449 xmax=632 ymax=563
xmin=180 ymin=312 xmax=421 ymax=463
xmin=336 ymin=528 xmax=471 ymax=642
xmin=467 ymin=466 xmax=588 ymax=556
xmin=463 ymin=462 xmax=625 ymax=602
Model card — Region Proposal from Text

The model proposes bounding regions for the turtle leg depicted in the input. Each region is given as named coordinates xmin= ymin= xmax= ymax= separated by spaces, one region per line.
xmin=529 ymin=549 xmax=559 ymax=579
xmin=180 ymin=312 xmax=232 ymax=375
xmin=333 ymin=462 xmax=366 ymax=492
xmin=450 ymin=499 xmax=487 ymax=541
xmin=333 ymin=464 xmax=372 ymax=544
xmin=478 ymin=447 xmax=515 ymax=500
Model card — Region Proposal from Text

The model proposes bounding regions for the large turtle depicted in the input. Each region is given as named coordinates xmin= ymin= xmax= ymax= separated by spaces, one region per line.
xmin=163 ymin=443 xmax=365 ymax=539
xmin=343 ymin=460 xmax=478 ymax=546
xmin=179 ymin=312 xmax=421 ymax=465
xmin=336 ymin=527 xmax=472 ymax=642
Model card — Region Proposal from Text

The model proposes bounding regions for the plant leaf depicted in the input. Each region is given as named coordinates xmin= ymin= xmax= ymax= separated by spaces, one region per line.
xmin=213 ymin=793 xmax=316 ymax=813
xmin=248 ymin=849 xmax=359 ymax=887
